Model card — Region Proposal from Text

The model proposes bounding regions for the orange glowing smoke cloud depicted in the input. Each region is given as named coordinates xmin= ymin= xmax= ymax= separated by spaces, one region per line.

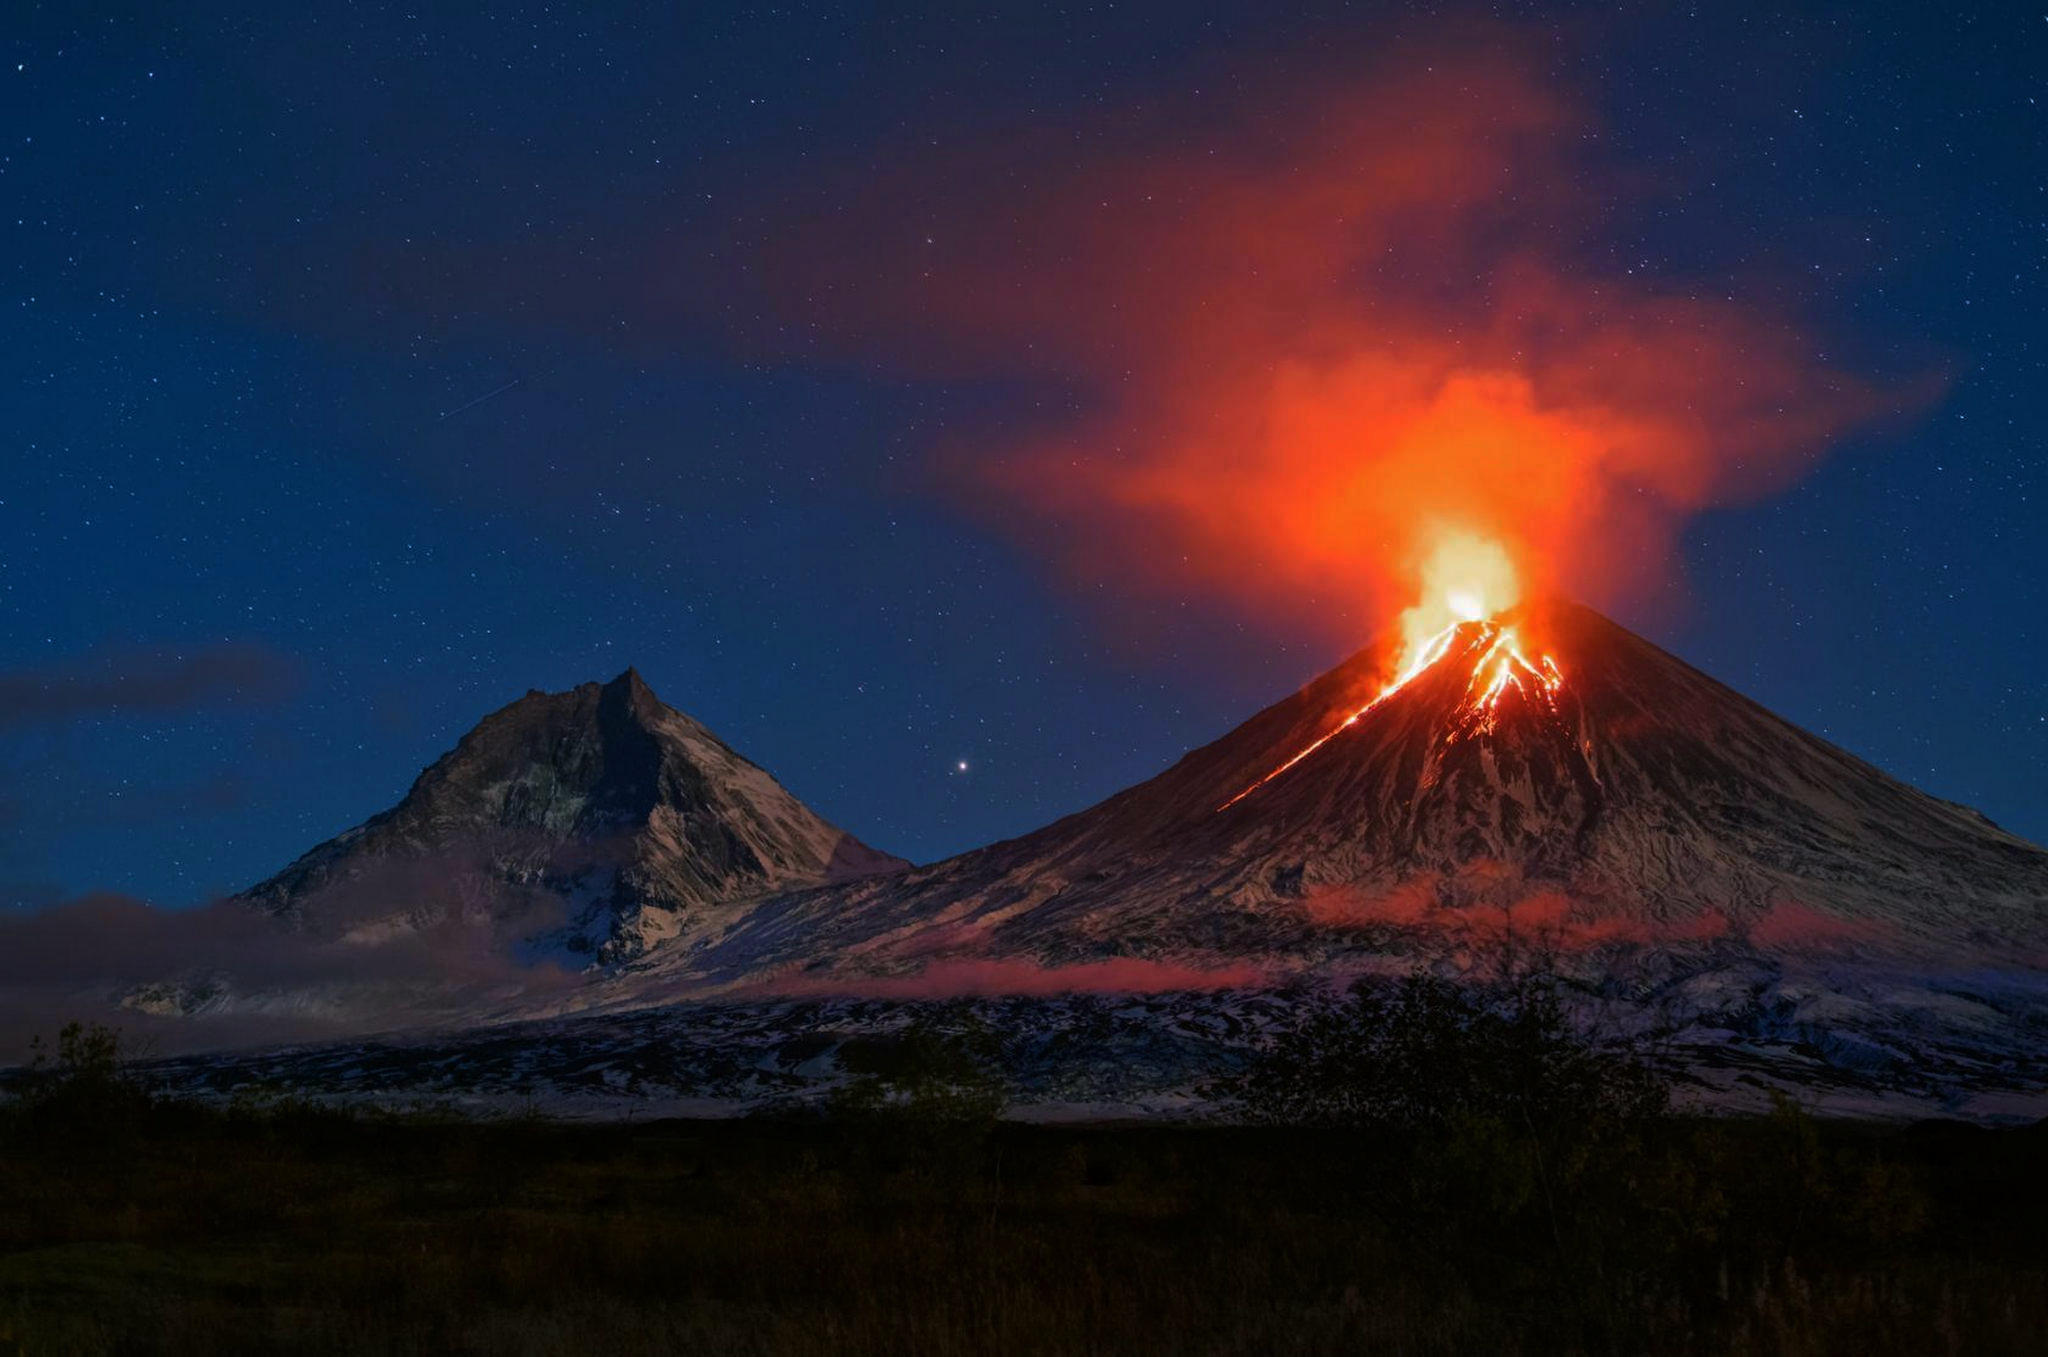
xmin=714 ymin=46 xmax=1927 ymax=642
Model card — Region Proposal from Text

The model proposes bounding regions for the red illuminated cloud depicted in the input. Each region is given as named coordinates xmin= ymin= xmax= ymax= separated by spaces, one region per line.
xmin=708 ymin=46 xmax=1930 ymax=639
xmin=740 ymin=955 xmax=1271 ymax=1000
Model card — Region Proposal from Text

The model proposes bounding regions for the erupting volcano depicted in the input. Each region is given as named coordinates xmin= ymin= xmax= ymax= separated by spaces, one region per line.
xmin=1221 ymin=531 xmax=1565 ymax=809
xmin=649 ymin=556 xmax=2048 ymax=988
xmin=184 ymin=556 xmax=2048 ymax=1115
xmin=1220 ymin=619 xmax=1567 ymax=815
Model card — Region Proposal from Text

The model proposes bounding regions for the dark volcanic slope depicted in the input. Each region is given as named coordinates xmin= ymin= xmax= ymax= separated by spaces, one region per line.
xmin=669 ymin=602 xmax=2048 ymax=980
xmin=240 ymin=670 xmax=906 ymax=961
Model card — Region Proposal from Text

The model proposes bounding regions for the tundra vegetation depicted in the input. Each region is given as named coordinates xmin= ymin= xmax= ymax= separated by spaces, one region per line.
xmin=0 ymin=1010 xmax=2042 ymax=1355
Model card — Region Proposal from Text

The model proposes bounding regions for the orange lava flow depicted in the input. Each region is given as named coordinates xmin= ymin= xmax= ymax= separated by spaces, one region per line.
xmin=1215 ymin=618 xmax=1563 ymax=812
xmin=1451 ymin=624 xmax=1564 ymax=739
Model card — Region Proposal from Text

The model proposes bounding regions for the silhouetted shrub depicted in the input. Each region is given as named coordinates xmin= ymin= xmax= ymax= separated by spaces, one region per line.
xmin=1714 ymin=1092 xmax=1929 ymax=1263
xmin=828 ymin=1010 xmax=1007 ymax=1176
xmin=832 ymin=1010 xmax=1007 ymax=1124
xmin=1218 ymin=972 xmax=1665 ymax=1132
xmin=1216 ymin=974 xmax=1686 ymax=1348
xmin=7 ymin=1021 xmax=155 ymax=1152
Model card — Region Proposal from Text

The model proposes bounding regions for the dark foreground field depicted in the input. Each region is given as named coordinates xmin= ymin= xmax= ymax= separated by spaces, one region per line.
xmin=2 ymin=1098 xmax=2046 ymax=1357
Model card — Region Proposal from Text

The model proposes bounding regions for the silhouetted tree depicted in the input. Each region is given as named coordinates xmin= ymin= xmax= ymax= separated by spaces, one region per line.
xmin=1221 ymin=973 xmax=1665 ymax=1132
xmin=832 ymin=1010 xmax=1006 ymax=1125
xmin=11 ymin=1021 xmax=154 ymax=1151
xmin=1219 ymin=974 xmax=1679 ymax=1350
xmin=830 ymin=1009 xmax=1007 ymax=1177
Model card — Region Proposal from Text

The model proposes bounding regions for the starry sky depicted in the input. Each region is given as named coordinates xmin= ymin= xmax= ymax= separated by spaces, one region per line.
xmin=5 ymin=2 xmax=2043 ymax=909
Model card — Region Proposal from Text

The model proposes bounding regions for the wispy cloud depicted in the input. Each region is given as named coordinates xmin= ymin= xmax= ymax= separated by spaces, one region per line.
xmin=0 ymin=643 xmax=303 ymax=730
xmin=0 ymin=881 xmax=579 ymax=1063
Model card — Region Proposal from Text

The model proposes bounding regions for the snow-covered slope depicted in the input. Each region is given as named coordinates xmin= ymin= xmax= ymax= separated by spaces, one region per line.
xmin=106 ymin=607 xmax=2048 ymax=1118
xmin=650 ymin=601 xmax=2048 ymax=985
xmin=239 ymin=669 xmax=907 ymax=962
xmin=135 ymin=972 xmax=2048 ymax=1125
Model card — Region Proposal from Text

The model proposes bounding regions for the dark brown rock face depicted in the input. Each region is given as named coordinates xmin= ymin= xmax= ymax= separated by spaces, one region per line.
xmin=239 ymin=670 xmax=906 ymax=962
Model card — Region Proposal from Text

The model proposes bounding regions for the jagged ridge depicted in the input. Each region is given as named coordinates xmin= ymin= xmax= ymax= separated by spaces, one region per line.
xmin=239 ymin=669 xmax=907 ymax=961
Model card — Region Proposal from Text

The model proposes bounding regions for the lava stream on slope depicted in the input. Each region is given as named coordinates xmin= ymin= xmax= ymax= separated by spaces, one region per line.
xmin=1217 ymin=617 xmax=1564 ymax=812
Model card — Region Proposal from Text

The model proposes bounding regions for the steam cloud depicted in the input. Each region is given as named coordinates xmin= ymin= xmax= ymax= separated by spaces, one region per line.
xmin=696 ymin=47 xmax=1932 ymax=641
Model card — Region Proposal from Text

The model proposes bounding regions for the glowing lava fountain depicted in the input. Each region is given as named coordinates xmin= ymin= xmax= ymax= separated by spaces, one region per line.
xmin=1216 ymin=534 xmax=1564 ymax=812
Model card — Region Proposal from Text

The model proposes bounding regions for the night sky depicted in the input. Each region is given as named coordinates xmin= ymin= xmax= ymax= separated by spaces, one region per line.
xmin=6 ymin=2 xmax=2044 ymax=911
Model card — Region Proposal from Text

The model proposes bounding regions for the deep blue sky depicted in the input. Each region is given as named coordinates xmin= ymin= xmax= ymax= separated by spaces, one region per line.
xmin=5 ymin=2 xmax=2043 ymax=908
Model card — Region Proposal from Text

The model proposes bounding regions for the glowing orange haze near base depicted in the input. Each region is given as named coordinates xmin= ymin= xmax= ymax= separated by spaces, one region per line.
xmin=719 ymin=46 xmax=1928 ymax=648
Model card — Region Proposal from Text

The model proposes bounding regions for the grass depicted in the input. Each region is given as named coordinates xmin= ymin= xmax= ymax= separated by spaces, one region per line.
xmin=1 ymin=1102 xmax=2045 ymax=1355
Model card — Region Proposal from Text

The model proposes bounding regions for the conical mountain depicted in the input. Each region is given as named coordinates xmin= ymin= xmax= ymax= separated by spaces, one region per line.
xmin=240 ymin=669 xmax=907 ymax=961
xmin=676 ymin=600 xmax=2048 ymax=982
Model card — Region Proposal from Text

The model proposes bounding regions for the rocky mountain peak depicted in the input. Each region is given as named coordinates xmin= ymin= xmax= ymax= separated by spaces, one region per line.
xmin=239 ymin=670 xmax=909 ymax=962
xmin=601 ymin=665 xmax=660 ymax=714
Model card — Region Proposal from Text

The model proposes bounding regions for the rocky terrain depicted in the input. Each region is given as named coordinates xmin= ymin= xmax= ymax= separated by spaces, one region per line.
xmin=101 ymin=605 xmax=2048 ymax=1119
xmin=632 ymin=601 xmax=2048 ymax=989
xmin=136 ymin=967 xmax=2048 ymax=1124
xmin=236 ymin=668 xmax=906 ymax=963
